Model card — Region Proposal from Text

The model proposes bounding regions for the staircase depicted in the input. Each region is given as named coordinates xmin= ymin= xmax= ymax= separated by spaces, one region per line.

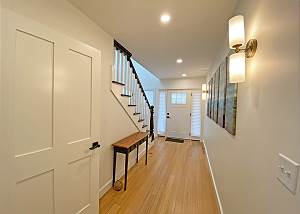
xmin=111 ymin=40 xmax=154 ymax=140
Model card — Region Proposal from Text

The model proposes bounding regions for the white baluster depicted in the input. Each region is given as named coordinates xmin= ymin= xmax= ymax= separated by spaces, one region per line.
xmin=123 ymin=58 xmax=127 ymax=94
xmin=126 ymin=59 xmax=129 ymax=94
xmin=112 ymin=49 xmax=116 ymax=81
xmin=130 ymin=70 xmax=134 ymax=104
xmin=115 ymin=50 xmax=120 ymax=82
xmin=122 ymin=54 xmax=126 ymax=84
xmin=138 ymin=88 xmax=142 ymax=118
xmin=135 ymin=80 xmax=139 ymax=112
xmin=125 ymin=61 xmax=128 ymax=94
xmin=145 ymin=102 xmax=147 ymax=125
xmin=128 ymin=67 xmax=131 ymax=103
xmin=143 ymin=99 xmax=146 ymax=126
xmin=118 ymin=51 xmax=121 ymax=83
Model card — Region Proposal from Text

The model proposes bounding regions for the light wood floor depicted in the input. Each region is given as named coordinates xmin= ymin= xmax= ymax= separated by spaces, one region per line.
xmin=100 ymin=137 xmax=219 ymax=214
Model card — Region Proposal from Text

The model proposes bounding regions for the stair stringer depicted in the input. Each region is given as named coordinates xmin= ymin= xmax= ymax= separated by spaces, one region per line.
xmin=111 ymin=82 xmax=147 ymax=132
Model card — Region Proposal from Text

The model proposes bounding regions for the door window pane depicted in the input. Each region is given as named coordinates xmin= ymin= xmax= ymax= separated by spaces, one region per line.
xmin=171 ymin=92 xmax=187 ymax=105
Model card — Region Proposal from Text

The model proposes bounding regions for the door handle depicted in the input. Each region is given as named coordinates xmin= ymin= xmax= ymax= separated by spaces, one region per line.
xmin=89 ymin=142 xmax=101 ymax=150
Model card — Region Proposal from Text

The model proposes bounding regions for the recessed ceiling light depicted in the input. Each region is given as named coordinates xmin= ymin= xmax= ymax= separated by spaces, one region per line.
xmin=160 ymin=14 xmax=171 ymax=24
xmin=182 ymin=74 xmax=187 ymax=77
xmin=176 ymin=58 xmax=183 ymax=64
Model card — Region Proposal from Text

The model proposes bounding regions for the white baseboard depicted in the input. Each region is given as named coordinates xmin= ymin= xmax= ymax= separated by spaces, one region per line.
xmin=98 ymin=179 xmax=113 ymax=199
xmin=203 ymin=141 xmax=224 ymax=214
xmin=98 ymin=139 xmax=155 ymax=199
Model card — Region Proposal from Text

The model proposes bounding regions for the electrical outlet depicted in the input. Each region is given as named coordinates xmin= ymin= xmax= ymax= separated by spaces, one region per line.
xmin=277 ymin=153 xmax=299 ymax=194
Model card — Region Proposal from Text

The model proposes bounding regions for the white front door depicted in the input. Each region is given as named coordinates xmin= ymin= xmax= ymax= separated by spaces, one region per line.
xmin=2 ymin=11 xmax=101 ymax=214
xmin=166 ymin=90 xmax=191 ymax=139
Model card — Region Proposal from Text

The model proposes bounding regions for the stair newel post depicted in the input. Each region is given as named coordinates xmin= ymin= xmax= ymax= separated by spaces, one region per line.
xmin=150 ymin=106 xmax=154 ymax=141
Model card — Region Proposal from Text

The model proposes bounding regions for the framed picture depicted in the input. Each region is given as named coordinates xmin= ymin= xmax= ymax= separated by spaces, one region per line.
xmin=211 ymin=75 xmax=215 ymax=120
xmin=213 ymin=69 xmax=220 ymax=123
xmin=207 ymin=79 xmax=211 ymax=117
xmin=225 ymin=57 xmax=238 ymax=135
xmin=209 ymin=79 xmax=213 ymax=118
xmin=217 ymin=58 xmax=227 ymax=128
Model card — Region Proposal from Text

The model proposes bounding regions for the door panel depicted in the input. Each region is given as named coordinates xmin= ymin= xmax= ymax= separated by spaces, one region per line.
xmin=3 ymin=11 xmax=101 ymax=214
xmin=14 ymin=30 xmax=54 ymax=156
xmin=16 ymin=170 xmax=55 ymax=214
xmin=68 ymin=156 xmax=91 ymax=213
xmin=64 ymin=49 xmax=92 ymax=143
xmin=166 ymin=90 xmax=191 ymax=139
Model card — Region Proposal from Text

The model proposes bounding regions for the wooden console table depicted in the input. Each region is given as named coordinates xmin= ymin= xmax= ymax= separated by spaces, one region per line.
xmin=112 ymin=132 xmax=149 ymax=191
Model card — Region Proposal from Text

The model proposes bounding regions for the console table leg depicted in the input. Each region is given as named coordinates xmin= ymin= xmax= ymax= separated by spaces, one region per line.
xmin=145 ymin=137 xmax=148 ymax=165
xmin=124 ymin=152 xmax=129 ymax=191
xmin=136 ymin=144 xmax=139 ymax=163
xmin=112 ymin=149 xmax=117 ymax=187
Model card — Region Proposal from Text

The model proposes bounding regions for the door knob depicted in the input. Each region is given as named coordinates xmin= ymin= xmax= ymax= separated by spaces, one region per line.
xmin=166 ymin=116 xmax=170 ymax=119
xmin=89 ymin=142 xmax=101 ymax=150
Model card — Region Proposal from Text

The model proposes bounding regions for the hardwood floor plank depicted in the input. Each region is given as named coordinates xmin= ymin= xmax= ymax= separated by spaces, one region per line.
xmin=100 ymin=137 xmax=219 ymax=214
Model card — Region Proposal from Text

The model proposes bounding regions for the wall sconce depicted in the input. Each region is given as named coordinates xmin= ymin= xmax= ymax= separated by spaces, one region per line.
xmin=228 ymin=15 xmax=258 ymax=83
xmin=202 ymin=84 xmax=208 ymax=100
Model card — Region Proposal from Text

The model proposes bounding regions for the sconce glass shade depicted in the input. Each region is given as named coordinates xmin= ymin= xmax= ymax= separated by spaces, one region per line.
xmin=229 ymin=15 xmax=245 ymax=49
xmin=229 ymin=53 xmax=245 ymax=83
xmin=202 ymin=84 xmax=207 ymax=100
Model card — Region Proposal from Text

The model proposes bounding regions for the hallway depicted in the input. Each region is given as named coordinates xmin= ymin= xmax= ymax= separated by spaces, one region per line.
xmin=100 ymin=138 xmax=219 ymax=214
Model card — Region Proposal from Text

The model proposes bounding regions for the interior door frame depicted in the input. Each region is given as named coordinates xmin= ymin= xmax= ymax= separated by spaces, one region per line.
xmin=159 ymin=88 xmax=202 ymax=140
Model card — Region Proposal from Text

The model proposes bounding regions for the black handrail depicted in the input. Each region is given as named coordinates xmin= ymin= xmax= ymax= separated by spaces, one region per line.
xmin=113 ymin=40 xmax=151 ymax=109
xmin=114 ymin=40 xmax=132 ymax=59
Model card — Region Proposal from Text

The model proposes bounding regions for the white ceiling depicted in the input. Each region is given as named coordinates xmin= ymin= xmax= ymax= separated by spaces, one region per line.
xmin=68 ymin=0 xmax=238 ymax=79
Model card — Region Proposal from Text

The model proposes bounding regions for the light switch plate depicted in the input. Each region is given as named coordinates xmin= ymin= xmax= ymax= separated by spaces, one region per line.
xmin=277 ymin=153 xmax=299 ymax=194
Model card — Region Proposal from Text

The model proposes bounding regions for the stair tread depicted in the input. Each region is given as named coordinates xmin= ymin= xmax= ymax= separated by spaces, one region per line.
xmin=128 ymin=104 xmax=136 ymax=107
xmin=142 ymin=125 xmax=148 ymax=128
xmin=112 ymin=80 xmax=125 ymax=86
xmin=138 ymin=119 xmax=144 ymax=122
xmin=133 ymin=112 xmax=141 ymax=115
xmin=121 ymin=94 xmax=131 ymax=97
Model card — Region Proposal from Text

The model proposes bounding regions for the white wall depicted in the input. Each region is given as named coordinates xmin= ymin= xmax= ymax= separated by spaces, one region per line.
xmin=133 ymin=59 xmax=161 ymax=90
xmin=204 ymin=0 xmax=300 ymax=213
xmin=160 ymin=77 xmax=206 ymax=90
xmin=2 ymin=0 xmax=140 ymax=197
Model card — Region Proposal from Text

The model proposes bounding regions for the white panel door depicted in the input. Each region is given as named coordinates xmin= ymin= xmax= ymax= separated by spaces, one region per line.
xmin=2 ymin=11 xmax=101 ymax=214
xmin=166 ymin=90 xmax=191 ymax=139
